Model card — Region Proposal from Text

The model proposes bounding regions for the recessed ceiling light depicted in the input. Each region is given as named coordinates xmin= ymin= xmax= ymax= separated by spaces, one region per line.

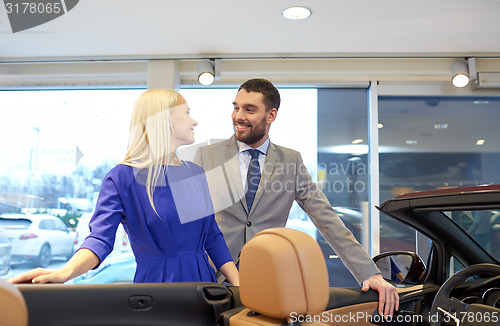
xmin=476 ymin=139 xmax=485 ymax=145
xmin=434 ymin=123 xmax=448 ymax=129
xmin=351 ymin=139 xmax=363 ymax=144
xmin=473 ymin=100 xmax=490 ymax=104
xmin=406 ymin=140 xmax=418 ymax=145
xmin=282 ymin=6 xmax=311 ymax=20
xmin=377 ymin=123 xmax=384 ymax=129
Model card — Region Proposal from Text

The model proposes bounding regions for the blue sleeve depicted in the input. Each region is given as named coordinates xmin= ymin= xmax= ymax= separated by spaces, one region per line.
xmin=79 ymin=170 xmax=125 ymax=268
xmin=205 ymin=215 xmax=233 ymax=270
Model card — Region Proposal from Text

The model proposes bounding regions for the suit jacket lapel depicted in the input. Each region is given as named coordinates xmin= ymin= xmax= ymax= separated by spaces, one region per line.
xmin=224 ymin=136 xmax=248 ymax=212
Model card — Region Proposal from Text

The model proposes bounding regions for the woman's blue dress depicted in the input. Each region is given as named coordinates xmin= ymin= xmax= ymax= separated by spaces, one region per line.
xmin=80 ymin=161 xmax=232 ymax=283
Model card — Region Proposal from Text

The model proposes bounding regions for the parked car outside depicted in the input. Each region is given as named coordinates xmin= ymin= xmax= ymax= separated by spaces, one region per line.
xmin=0 ymin=228 xmax=11 ymax=275
xmin=0 ymin=213 xmax=76 ymax=268
xmin=69 ymin=212 xmax=134 ymax=284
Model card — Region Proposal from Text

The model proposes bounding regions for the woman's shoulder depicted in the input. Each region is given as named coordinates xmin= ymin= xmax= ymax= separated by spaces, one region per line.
xmin=104 ymin=163 xmax=136 ymax=183
xmin=165 ymin=161 xmax=206 ymax=182
xmin=108 ymin=163 xmax=134 ymax=174
xmin=181 ymin=161 xmax=207 ymax=175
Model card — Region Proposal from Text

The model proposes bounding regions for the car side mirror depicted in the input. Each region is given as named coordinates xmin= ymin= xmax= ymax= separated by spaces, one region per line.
xmin=372 ymin=251 xmax=426 ymax=285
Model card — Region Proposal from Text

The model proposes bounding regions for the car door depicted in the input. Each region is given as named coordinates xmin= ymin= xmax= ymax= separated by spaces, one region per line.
xmin=40 ymin=218 xmax=71 ymax=256
xmin=19 ymin=282 xmax=235 ymax=326
xmin=39 ymin=218 xmax=61 ymax=255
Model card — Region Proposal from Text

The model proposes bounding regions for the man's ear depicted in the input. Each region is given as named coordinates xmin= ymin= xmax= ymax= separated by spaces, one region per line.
xmin=267 ymin=108 xmax=277 ymax=124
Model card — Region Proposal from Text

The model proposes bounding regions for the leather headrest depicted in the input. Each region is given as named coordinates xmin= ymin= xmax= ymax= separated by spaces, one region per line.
xmin=239 ymin=227 xmax=329 ymax=319
xmin=0 ymin=278 xmax=28 ymax=326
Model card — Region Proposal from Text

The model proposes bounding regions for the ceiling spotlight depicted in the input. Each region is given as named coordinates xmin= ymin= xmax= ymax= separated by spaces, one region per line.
xmin=451 ymin=60 xmax=470 ymax=88
xmin=197 ymin=59 xmax=220 ymax=85
xmin=282 ymin=6 xmax=311 ymax=20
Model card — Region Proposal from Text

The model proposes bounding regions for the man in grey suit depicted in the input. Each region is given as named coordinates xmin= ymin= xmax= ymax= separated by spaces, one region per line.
xmin=194 ymin=78 xmax=398 ymax=316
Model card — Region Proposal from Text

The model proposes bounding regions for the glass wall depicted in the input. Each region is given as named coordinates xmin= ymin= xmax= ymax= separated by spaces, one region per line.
xmin=180 ymin=88 xmax=318 ymax=224
xmin=378 ymin=96 xmax=500 ymax=200
xmin=317 ymin=88 xmax=369 ymax=286
xmin=0 ymin=90 xmax=144 ymax=216
xmin=316 ymin=89 xmax=413 ymax=286
xmin=2 ymin=86 xmax=499 ymax=286
xmin=378 ymin=96 xmax=500 ymax=265
xmin=0 ymin=89 xmax=144 ymax=279
xmin=0 ymin=88 xmax=318 ymax=282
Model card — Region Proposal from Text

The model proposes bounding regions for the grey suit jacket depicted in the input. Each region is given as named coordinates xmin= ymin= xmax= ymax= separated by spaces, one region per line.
xmin=193 ymin=135 xmax=379 ymax=284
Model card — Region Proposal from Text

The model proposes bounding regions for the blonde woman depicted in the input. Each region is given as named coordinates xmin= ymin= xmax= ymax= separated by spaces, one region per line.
xmin=9 ymin=89 xmax=239 ymax=285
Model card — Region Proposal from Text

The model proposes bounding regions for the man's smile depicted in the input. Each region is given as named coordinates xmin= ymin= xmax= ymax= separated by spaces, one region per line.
xmin=235 ymin=123 xmax=251 ymax=131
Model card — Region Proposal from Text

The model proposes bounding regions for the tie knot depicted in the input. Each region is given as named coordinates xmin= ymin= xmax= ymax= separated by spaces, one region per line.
xmin=246 ymin=149 xmax=260 ymax=159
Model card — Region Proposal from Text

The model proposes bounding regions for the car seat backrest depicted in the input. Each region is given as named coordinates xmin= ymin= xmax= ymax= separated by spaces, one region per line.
xmin=237 ymin=227 xmax=329 ymax=321
xmin=0 ymin=278 xmax=28 ymax=326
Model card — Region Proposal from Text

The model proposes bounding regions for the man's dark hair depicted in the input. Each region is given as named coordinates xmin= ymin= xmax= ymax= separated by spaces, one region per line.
xmin=238 ymin=78 xmax=281 ymax=111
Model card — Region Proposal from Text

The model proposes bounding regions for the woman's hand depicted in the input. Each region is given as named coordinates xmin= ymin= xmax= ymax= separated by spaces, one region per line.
xmin=9 ymin=248 xmax=99 ymax=284
xmin=8 ymin=267 xmax=71 ymax=284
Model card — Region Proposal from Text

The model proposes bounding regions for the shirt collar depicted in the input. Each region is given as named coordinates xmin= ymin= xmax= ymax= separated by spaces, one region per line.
xmin=237 ymin=137 xmax=270 ymax=155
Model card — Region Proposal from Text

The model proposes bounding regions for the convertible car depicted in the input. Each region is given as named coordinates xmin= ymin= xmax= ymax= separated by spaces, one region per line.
xmin=1 ymin=184 xmax=500 ymax=326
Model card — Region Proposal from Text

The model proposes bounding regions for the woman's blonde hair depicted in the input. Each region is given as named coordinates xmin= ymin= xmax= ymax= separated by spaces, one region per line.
xmin=121 ymin=89 xmax=181 ymax=213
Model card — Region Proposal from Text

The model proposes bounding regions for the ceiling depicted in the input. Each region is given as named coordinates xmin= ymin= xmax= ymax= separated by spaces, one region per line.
xmin=1 ymin=0 xmax=500 ymax=61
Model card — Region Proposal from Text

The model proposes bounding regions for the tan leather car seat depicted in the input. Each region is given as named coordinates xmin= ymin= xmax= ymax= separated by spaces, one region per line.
xmin=0 ymin=278 xmax=28 ymax=326
xmin=229 ymin=227 xmax=330 ymax=325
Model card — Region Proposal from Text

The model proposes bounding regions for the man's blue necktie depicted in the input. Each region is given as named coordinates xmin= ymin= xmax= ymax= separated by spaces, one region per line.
xmin=245 ymin=149 xmax=261 ymax=211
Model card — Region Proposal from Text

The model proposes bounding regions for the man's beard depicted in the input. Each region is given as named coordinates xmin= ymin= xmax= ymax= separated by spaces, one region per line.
xmin=234 ymin=116 xmax=266 ymax=145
